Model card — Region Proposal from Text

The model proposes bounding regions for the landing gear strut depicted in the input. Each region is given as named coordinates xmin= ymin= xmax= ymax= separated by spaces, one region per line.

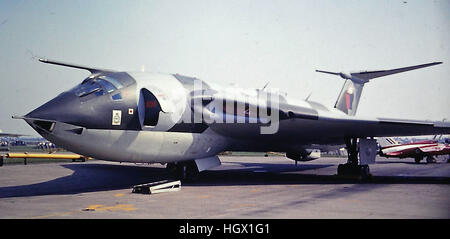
xmin=337 ymin=137 xmax=371 ymax=179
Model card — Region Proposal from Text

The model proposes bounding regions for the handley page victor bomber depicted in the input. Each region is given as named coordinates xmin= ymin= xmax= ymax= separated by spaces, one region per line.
xmin=14 ymin=59 xmax=449 ymax=179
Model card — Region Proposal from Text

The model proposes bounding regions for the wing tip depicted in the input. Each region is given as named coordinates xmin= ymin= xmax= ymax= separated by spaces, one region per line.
xmin=428 ymin=61 xmax=443 ymax=66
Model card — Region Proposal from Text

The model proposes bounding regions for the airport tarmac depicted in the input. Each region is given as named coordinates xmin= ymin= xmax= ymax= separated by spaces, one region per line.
xmin=0 ymin=155 xmax=449 ymax=219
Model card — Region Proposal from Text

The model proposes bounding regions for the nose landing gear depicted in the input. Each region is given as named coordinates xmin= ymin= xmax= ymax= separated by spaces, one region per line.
xmin=166 ymin=161 xmax=199 ymax=182
xmin=166 ymin=156 xmax=221 ymax=182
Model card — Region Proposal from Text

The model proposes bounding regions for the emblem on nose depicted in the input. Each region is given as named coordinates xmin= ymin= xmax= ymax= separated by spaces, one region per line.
xmin=112 ymin=110 xmax=122 ymax=126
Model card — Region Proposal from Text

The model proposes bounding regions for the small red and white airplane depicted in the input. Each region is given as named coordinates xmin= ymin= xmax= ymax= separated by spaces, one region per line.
xmin=378 ymin=137 xmax=450 ymax=163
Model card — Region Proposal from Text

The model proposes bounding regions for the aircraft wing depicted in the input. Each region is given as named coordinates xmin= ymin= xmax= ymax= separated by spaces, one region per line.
xmin=207 ymin=109 xmax=450 ymax=146
xmin=38 ymin=58 xmax=116 ymax=74
xmin=0 ymin=132 xmax=28 ymax=137
xmin=312 ymin=115 xmax=450 ymax=140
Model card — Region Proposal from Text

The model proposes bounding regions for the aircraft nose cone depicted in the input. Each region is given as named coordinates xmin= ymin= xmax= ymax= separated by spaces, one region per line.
xmin=26 ymin=92 xmax=79 ymax=122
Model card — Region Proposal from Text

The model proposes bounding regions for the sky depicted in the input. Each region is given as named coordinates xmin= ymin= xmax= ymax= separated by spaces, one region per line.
xmin=0 ymin=0 xmax=449 ymax=136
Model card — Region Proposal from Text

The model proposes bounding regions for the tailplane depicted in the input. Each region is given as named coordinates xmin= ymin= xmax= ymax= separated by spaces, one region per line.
xmin=316 ymin=62 xmax=442 ymax=116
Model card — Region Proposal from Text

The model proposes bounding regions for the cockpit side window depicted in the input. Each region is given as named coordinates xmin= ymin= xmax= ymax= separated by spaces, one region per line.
xmin=98 ymin=75 xmax=123 ymax=89
xmin=97 ymin=79 xmax=116 ymax=93
xmin=75 ymin=79 xmax=103 ymax=97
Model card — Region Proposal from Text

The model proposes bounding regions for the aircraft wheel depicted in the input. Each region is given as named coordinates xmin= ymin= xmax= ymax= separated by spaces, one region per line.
xmin=166 ymin=162 xmax=176 ymax=173
xmin=337 ymin=163 xmax=371 ymax=179
xmin=166 ymin=162 xmax=180 ymax=178
xmin=185 ymin=161 xmax=199 ymax=181
xmin=361 ymin=165 xmax=371 ymax=179
xmin=337 ymin=164 xmax=356 ymax=175
xmin=426 ymin=156 xmax=436 ymax=164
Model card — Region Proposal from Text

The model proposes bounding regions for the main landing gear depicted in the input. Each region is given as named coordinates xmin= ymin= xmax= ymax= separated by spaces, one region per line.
xmin=414 ymin=154 xmax=437 ymax=164
xmin=337 ymin=137 xmax=371 ymax=179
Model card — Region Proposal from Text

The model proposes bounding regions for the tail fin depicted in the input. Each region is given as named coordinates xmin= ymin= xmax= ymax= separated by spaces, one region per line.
xmin=377 ymin=137 xmax=399 ymax=148
xmin=316 ymin=62 xmax=442 ymax=116
xmin=334 ymin=79 xmax=364 ymax=116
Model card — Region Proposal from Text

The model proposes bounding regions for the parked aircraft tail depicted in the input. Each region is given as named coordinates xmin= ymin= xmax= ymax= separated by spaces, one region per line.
xmin=377 ymin=137 xmax=400 ymax=148
xmin=316 ymin=62 xmax=442 ymax=116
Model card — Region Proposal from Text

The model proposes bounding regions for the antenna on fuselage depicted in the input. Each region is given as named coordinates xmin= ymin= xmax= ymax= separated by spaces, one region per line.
xmin=261 ymin=81 xmax=270 ymax=91
xmin=305 ymin=92 xmax=312 ymax=101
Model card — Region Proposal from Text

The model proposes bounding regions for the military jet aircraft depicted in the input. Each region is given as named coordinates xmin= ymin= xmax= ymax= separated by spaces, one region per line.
xmin=378 ymin=137 xmax=450 ymax=163
xmin=13 ymin=58 xmax=450 ymax=179
xmin=0 ymin=129 xmax=27 ymax=137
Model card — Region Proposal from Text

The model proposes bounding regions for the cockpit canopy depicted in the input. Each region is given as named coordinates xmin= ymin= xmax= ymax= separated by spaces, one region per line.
xmin=74 ymin=75 xmax=123 ymax=97
xmin=69 ymin=72 xmax=135 ymax=101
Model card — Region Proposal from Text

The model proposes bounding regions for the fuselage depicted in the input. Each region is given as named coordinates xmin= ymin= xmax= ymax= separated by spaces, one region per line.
xmin=24 ymin=71 xmax=343 ymax=163
xmin=20 ymin=60 xmax=450 ymax=166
